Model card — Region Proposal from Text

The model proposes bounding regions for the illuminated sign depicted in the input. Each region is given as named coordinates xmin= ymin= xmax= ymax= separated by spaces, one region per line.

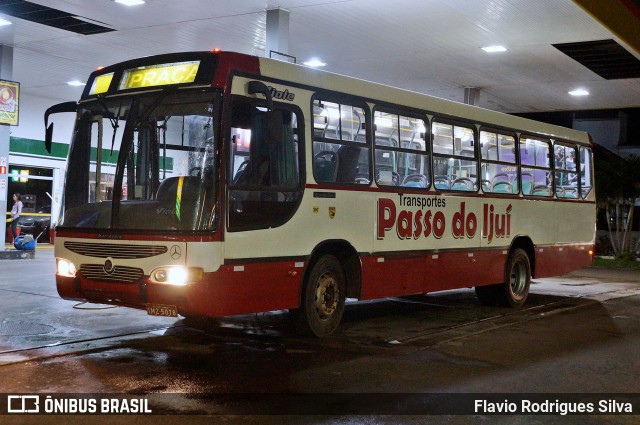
xmin=119 ymin=61 xmax=200 ymax=90
xmin=0 ymin=79 xmax=19 ymax=125
xmin=10 ymin=169 xmax=29 ymax=182
xmin=89 ymin=73 xmax=114 ymax=95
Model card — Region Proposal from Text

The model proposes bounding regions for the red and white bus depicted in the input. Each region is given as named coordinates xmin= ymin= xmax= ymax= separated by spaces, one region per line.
xmin=47 ymin=50 xmax=595 ymax=336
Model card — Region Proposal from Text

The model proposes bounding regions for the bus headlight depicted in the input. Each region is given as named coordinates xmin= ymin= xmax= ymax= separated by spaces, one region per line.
xmin=149 ymin=266 xmax=204 ymax=286
xmin=57 ymin=258 xmax=77 ymax=277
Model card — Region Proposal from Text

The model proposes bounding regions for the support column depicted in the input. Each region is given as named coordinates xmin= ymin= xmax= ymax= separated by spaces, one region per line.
xmin=464 ymin=87 xmax=480 ymax=106
xmin=0 ymin=45 xmax=13 ymax=251
xmin=265 ymin=8 xmax=290 ymax=58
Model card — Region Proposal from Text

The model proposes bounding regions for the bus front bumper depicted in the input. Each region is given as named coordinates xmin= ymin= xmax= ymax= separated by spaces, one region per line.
xmin=56 ymin=260 xmax=303 ymax=318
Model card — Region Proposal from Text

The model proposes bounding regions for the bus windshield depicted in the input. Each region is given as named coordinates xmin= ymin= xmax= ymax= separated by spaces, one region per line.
xmin=59 ymin=90 xmax=220 ymax=233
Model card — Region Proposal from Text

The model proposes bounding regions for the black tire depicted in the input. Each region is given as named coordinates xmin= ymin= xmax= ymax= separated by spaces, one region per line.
xmin=294 ymin=254 xmax=346 ymax=337
xmin=475 ymin=248 xmax=531 ymax=307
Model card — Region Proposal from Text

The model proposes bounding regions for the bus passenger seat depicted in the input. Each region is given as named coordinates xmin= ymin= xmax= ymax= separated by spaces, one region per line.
xmin=314 ymin=151 xmax=338 ymax=182
xmin=336 ymin=145 xmax=361 ymax=183
xmin=434 ymin=176 xmax=451 ymax=190
xmin=157 ymin=176 xmax=201 ymax=203
xmin=491 ymin=180 xmax=513 ymax=193
xmin=232 ymin=156 xmax=270 ymax=186
xmin=562 ymin=187 xmax=578 ymax=198
xmin=157 ymin=177 xmax=180 ymax=202
xmin=401 ymin=173 xmax=428 ymax=188
xmin=521 ymin=172 xmax=534 ymax=195
xmin=377 ymin=170 xmax=398 ymax=186
xmin=533 ymin=185 xmax=551 ymax=196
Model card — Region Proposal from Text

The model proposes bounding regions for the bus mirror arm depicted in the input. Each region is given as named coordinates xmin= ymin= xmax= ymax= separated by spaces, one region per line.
xmin=44 ymin=101 xmax=78 ymax=153
xmin=247 ymin=81 xmax=273 ymax=111
xmin=247 ymin=81 xmax=282 ymax=144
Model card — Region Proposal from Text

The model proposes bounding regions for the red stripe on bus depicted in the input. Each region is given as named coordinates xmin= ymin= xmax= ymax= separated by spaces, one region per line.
xmin=56 ymin=244 xmax=592 ymax=318
xmin=212 ymin=52 xmax=261 ymax=89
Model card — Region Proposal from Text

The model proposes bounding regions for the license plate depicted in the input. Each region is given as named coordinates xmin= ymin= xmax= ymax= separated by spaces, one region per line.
xmin=146 ymin=303 xmax=178 ymax=317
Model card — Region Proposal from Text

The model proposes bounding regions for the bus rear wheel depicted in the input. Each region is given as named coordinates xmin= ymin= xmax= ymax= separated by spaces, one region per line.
xmin=294 ymin=254 xmax=346 ymax=337
xmin=475 ymin=248 xmax=531 ymax=307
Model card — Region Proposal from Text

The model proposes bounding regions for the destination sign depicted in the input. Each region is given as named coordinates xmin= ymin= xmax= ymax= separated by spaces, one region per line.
xmin=89 ymin=73 xmax=114 ymax=95
xmin=118 ymin=61 xmax=200 ymax=90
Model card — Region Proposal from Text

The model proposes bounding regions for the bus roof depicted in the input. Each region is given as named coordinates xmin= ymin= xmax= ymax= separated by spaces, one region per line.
xmin=257 ymin=55 xmax=591 ymax=145
xmin=80 ymin=49 xmax=590 ymax=145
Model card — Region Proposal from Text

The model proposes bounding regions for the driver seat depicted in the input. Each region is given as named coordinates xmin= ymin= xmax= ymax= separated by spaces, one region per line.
xmin=156 ymin=176 xmax=201 ymax=202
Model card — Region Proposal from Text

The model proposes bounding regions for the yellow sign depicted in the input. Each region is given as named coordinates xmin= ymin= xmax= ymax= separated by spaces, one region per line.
xmin=329 ymin=207 xmax=336 ymax=219
xmin=119 ymin=61 xmax=200 ymax=90
xmin=89 ymin=73 xmax=114 ymax=95
xmin=0 ymin=80 xmax=19 ymax=125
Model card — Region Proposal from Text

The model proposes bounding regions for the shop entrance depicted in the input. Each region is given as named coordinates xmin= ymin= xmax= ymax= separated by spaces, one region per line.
xmin=5 ymin=165 xmax=53 ymax=243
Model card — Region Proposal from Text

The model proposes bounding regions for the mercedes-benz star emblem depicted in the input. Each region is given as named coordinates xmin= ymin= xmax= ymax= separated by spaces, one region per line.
xmin=170 ymin=245 xmax=182 ymax=260
xmin=104 ymin=259 xmax=115 ymax=274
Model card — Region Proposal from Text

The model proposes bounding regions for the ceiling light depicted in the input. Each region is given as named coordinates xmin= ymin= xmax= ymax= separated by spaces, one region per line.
xmin=303 ymin=58 xmax=327 ymax=67
xmin=0 ymin=17 xmax=12 ymax=26
xmin=568 ymin=88 xmax=589 ymax=96
xmin=67 ymin=80 xmax=86 ymax=87
xmin=482 ymin=45 xmax=507 ymax=53
xmin=115 ymin=0 xmax=145 ymax=6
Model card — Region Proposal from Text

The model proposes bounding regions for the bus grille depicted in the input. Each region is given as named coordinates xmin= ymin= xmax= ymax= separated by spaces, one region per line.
xmin=80 ymin=264 xmax=145 ymax=283
xmin=64 ymin=242 xmax=168 ymax=259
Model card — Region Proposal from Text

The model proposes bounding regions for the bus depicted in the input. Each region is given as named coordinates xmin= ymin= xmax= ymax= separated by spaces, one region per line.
xmin=46 ymin=50 xmax=595 ymax=337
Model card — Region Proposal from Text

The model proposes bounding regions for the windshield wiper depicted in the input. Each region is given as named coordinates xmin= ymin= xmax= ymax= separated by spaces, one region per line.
xmin=95 ymin=96 xmax=122 ymax=154
xmin=135 ymin=87 xmax=178 ymax=127
xmin=110 ymin=87 xmax=178 ymax=227
xmin=110 ymin=104 xmax=123 ymax=155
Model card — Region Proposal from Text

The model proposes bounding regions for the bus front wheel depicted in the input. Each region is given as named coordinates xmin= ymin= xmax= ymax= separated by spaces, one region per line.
xmin=293 ymin=254 xmax=346 ymax=337
xmin=475 ymin=248 xmax=531 ymax=307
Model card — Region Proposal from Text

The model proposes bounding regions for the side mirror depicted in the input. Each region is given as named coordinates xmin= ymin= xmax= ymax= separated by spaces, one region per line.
xmin=44 ymin=101 xmax=78 ymax=154
xmin=45 ymin=123 xmax=54 ymax=154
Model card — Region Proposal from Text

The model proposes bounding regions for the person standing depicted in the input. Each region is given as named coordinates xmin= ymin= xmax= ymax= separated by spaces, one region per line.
xmin=10 ymin=193 xmax=23 ymax=240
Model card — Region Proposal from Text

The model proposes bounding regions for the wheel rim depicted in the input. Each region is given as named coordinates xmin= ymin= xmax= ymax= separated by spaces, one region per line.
xmin=314 ymin=272 xmax=339 ymax=320
xmin=510 ymin=259 xmax=528 ymax=300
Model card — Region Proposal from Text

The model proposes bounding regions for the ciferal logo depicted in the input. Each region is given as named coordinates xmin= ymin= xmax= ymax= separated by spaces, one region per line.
xmin=170 ymin=245 xmax=182 ymax=260
xmin=7 ymin=395 xmax=39 ymax=413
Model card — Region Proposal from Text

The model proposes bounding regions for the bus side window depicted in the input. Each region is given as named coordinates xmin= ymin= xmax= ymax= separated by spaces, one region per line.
xmin=312 ymin=99 xmax=370 ymax=184
xmin=480 ymin=130 xmax=517 ymax=194
xmin=374 ymin=110 xmax=429 ymax=189
xmin=579 ymin=146 xmax=593 ymax=199
xmin=228 ymin=98 xmax=303 ymax=231
xmin=432 ymin=121 xmax=478 ymax=192
xmin=521 ymin=136 xmax=552 ymax=197
xmin=554 ymin=143 xmax=578 ymax=199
